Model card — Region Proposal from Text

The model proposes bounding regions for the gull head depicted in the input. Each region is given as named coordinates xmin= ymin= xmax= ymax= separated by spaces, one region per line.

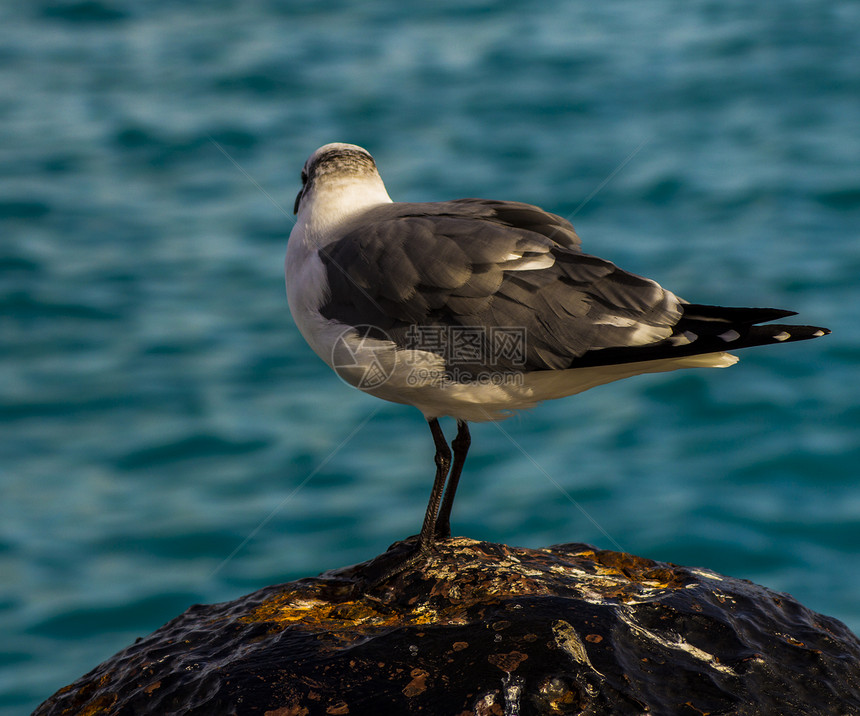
xmin=293 ymin=143 xmax=392 ymax=234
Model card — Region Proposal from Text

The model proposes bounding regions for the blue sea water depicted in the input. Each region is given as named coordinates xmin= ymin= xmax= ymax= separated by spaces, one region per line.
xmin=1 ymin=1 xmax=858 ymax=712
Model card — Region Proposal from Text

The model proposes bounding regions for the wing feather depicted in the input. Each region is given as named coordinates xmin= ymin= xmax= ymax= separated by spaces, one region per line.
xmin=319 ymin=200 xmax=681 ymax=372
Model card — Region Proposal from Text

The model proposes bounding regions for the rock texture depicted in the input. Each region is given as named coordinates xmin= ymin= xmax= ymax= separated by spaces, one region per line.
xmin=35 ymin=538 xmax=860 ymax=715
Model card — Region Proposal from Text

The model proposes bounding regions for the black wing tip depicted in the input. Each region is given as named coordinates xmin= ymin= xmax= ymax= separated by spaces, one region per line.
xmin=690 ymin=322 xmax=831 ymax=349
xmin=681 ymin=304 xmax=799 ymax=324
xmin=757 ymin=324 xmax=830 ymax=341
xmin=569 ymin=322 xmax=830 ymax=370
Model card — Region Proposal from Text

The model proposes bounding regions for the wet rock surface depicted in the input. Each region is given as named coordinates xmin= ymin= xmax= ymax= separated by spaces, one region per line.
xmin=35 ymin=538 xmax=860 ymax=715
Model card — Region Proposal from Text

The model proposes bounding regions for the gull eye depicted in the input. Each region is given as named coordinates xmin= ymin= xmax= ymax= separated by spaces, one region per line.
xmin=301 ymin=169 xmax=308 ymax=185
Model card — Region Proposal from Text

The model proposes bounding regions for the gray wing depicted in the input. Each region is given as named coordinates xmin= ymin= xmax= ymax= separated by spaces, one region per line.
xmin=319 ymin=199 xmax=681 ymax=373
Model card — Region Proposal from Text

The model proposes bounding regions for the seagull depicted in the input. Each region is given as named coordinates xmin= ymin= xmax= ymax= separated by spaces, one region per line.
xmin=285 ymin=142 xmax=829 ymax=572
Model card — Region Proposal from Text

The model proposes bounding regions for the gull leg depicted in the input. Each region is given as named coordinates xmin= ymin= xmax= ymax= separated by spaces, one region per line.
xmin=417 ymin=418 xmax=452 ymax=553
xmin=434 ymin=420 xmax=470 ymax=539
xmin=359 ymin=419 xmax=452 ymax=589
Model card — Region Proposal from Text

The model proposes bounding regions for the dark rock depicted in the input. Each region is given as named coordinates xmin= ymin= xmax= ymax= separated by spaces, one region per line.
xmin=34 ymin=538 xmax=860 ymax=715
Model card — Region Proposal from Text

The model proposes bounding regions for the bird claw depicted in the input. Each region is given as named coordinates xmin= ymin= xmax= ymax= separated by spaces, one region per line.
xmin=356 ymin=538 xmax=435 ymax=590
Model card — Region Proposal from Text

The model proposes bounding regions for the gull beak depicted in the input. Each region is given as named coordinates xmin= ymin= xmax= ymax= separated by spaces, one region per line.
xmin=293 ymin=187 xmax=304 ymax=215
